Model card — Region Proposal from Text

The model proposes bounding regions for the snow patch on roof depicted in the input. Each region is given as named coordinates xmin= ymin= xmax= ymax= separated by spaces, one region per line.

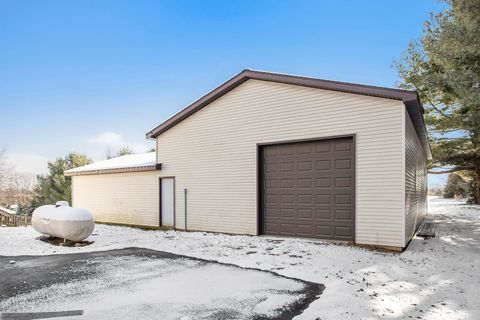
xmin=64 ymin=152 xmax=156 ymax=174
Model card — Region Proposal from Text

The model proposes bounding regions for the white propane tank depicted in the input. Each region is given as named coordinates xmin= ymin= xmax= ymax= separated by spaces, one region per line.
xmin=32 ymin=201 xmax=94 ymax=242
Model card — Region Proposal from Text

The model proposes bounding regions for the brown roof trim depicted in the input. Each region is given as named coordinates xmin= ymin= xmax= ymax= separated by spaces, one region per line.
xmin=147 ymin=69 xmax=431 ymax=158
xmin=65 ymin=164 xmax=162 ymax=177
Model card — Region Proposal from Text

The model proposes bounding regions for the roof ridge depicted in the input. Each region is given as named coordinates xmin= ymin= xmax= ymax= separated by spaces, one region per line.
xmin=242 ymin=69 xmax=417 ymax=95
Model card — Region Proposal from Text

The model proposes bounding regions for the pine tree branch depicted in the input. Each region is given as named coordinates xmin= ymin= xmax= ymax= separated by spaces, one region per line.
xmin=423 ymin=96 xmax=452 ymax=118
xmin=436 ymin=137 xmax=467 ymax=140
xmin=408 ymin=82 xmax=451 ymax=118
xmin=428 ymin=166 xmax=473 ymax=174
xmin=430 ymin=129 xmax=464 ymax=133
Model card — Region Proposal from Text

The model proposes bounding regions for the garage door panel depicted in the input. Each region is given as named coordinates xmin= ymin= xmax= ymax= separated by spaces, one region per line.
xmin=297 ymin=161 xmax=314 ymax=171
xmin=280 ymin=162 xmax=295 ymax=172
xmin=265 ymin=163 xmax=279 ymax=173
xmin=297 ymin=194 xmax=314 ymax=204
xmin=279 ymin=145 xmax=295 ymax=155
xmin=298 ymin=208 xmax=314 ymax=218
xmin=265 ymin=179 xmax=280 ymax=188
xmin=262 ymin=137 xmax=355 ymax=241
xmin=335 ymin=156 xmax=352 ymax=166
xmin=265 ymin=172 xmax=304 ymax=179
xmin=335 ymin=194 xmax=352 ymax=205
xmin=280 ymin=194 xmax=295 ymax=203
xmin=280 ymin=208 xmax=295 ymax=217
xmin=335 ymin=177 xmax=352 ymax=187
xmin=315 ymin=160 xmax=331 ymax=170
xmin=265 ymin=186 xmax=297 ymax=196
xmin=280 ymin=224 xmax=297 ymax=234
xmin=265 ymin=207 xmax=278 ymax=216
xmin=315 ymin=143 xmax=331 ymax=153
xmin=334 ymin=140 xmax=352 ymax=151
xmin=332 ymin=212 xmax=354 ymax=222
xmin=264 ymin=223 xmax=279 ymax=232
xmin=265 ymin=194 xmax=279 ymax=204
xmin=314 ymin=194 xmax=332 ymax=204
xmin=297 ymin=179 xmax=314 ymax=188
xmin=316 ymin=225 xmax=333 ymax=237
xmin=316 ymin=209 xmax=333 ymax=219
xmin=335 ymin=226 xmax=353 ymax=238
xmin=315 ymin=178 xmax=331 ymax=187
xmin=280 ymin=178 xmax=295 ymax=188
xmin=297 ymin=224 xmax=315 ymax=235
xmin=335 ymin=211 xmax=354 ymax=221
xmin=297 ymin=145 xmax=313 ymax=154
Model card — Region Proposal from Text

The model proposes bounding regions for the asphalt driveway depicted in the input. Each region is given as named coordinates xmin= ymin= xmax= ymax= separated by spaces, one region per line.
xmin=0 ymin=248 xmax=323 ymax=320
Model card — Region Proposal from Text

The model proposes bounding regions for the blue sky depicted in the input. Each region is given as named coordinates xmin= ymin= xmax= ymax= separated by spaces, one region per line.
xmin=0 ymin=0 xmax=446 ymax=186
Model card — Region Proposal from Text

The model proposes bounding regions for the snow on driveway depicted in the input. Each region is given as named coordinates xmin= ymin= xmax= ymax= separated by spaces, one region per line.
xmin=0 ymin=249 xmax=321 ymax=319
xmin=1 ymin=197 xmax=479 ymax=319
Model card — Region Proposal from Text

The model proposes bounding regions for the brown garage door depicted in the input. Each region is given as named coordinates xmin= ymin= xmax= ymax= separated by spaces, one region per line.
xmin=260 ymin=137 xmax=355 ymax=241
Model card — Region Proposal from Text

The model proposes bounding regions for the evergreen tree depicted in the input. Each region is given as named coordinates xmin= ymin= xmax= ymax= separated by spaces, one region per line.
xmin=443 ymin=173 xmax=469 ymax=198
xmin=32 ymin=153 xmax=91 ymax=206
xmin=396 ymin=0 xmax=480 ymax=203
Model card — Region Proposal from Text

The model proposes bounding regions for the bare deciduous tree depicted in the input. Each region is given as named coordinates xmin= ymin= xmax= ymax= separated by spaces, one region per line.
xmin=105 ymin=145 xmax=134 ymax=159
xmin=0 ymin=149 xmax=35 ymax=209
xmin=0 ymin=148 xmax=7 ymax=187
xmin=2 ymin=173 xmax=36 ymax=207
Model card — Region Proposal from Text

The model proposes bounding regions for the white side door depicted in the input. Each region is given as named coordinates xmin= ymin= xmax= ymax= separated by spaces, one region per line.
xmin=161 ymin=178 xmax=174 ymax=227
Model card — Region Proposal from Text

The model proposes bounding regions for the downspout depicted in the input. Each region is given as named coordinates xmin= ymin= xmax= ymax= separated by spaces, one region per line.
xmin=184 ymin=188 xmax=187 ymax=231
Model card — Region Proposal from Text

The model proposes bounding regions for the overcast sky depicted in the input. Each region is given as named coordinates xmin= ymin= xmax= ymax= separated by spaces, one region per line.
xmin=0 ymin=0 xmax=446 ymax=186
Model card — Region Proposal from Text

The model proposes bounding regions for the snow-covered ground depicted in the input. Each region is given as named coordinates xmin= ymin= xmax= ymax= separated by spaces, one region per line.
xmin=1 ymin=197 xmax=479 ymax=319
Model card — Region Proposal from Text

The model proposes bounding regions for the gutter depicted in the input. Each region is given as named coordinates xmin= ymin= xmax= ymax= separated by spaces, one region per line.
xmin=64 ymin=164 xmax=162 ymax=177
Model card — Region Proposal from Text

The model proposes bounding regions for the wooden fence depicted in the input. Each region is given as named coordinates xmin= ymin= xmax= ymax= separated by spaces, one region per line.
xmin=0 ymin=209 xmax=31 ymax=227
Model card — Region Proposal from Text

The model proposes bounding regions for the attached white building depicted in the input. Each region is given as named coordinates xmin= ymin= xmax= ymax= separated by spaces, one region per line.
xmin=66 ymin=70 xmax=431 ymax=250
xmin=65 ymin=153 xmax=170 ymax=228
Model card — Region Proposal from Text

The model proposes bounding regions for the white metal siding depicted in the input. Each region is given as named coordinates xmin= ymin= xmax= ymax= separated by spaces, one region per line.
xmin=72 ymin=171 xmax=162 ymax=227
xmin=405 ymin=109 xmax=428 ymax=244
xmin=156 ymin=79 xmax=406 ymax=247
